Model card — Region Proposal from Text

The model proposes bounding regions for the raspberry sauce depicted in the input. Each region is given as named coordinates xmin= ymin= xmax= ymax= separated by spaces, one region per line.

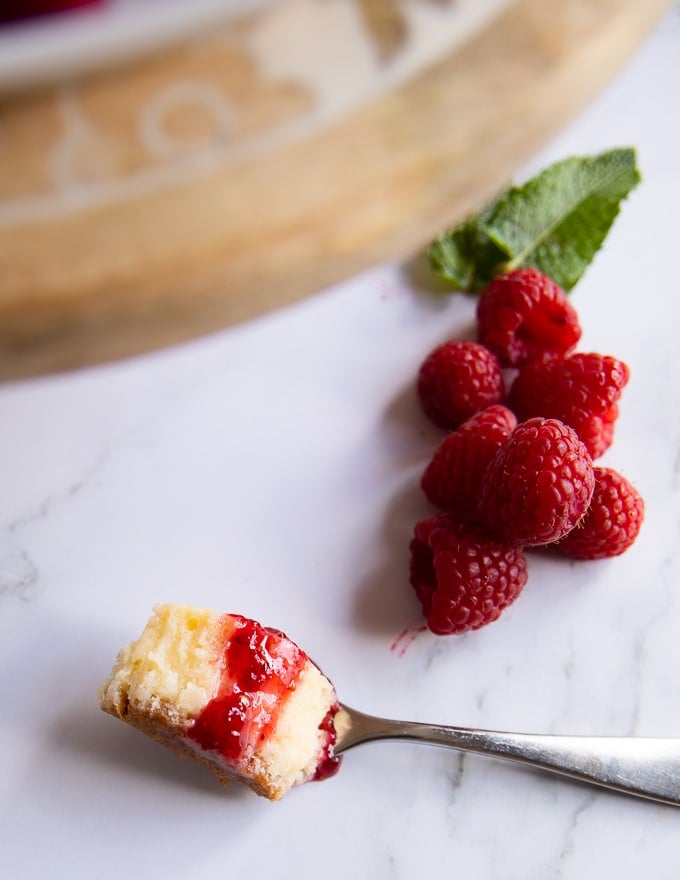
xmin=313 ymin=704 xmax=342 ymax=781
xmin=188 ymin=616 xmax=305 ymax=763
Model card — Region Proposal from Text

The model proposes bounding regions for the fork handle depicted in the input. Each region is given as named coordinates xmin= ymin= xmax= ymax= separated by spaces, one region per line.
xmin=338 ymin=709 xmax=680 ymax=806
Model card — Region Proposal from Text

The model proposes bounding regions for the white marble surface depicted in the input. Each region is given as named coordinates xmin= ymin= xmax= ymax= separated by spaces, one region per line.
xmin=2 ymin=9 xmax=680 ymax=879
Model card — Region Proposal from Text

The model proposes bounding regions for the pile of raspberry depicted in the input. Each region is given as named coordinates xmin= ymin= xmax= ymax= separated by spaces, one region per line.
xmin=411 ymin=267 xmax=644 ymax=636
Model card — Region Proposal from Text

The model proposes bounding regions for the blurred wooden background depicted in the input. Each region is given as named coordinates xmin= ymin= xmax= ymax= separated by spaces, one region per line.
xmin=0 ymin=0 xmax=669 ymax=380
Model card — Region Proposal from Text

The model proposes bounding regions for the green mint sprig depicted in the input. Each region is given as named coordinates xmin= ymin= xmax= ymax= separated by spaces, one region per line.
xmin=428 ymin=148 xmax=641 ymax=292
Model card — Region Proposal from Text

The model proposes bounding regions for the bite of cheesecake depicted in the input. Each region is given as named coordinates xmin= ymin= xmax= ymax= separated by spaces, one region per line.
xmin=98 ymin=604 xmax=341 ymax=800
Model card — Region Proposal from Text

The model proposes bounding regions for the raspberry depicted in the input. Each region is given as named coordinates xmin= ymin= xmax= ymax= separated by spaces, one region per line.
xmin=417 ymin=341 xmax=504 ymax=430
xmin=421 ymin=405 xmax=517 ymax=515
xmin=508 ymin=353 xmax=630 ymax=458
xmin=557 ymin=467 xmax=644 ymax=559
xmin=476 ymin=268 xmax=581 ymax=367
xmin=409 ymin=513 xmax=528 ymax=635
xmin=478 ymin=417 xmax=595 ymax=546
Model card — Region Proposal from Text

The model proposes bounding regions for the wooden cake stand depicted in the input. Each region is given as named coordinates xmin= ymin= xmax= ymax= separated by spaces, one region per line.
xmin=0 ymin=0 xmax=669 ymax=380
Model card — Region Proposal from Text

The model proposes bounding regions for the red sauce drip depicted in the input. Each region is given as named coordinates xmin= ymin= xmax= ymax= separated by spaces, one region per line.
xmin=312 ymin=703 xmax=343 ymax=781
xmin=188 ymin=616 xmax=305 ymax=763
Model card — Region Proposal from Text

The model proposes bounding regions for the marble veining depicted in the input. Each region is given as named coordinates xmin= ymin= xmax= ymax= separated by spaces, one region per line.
xmin=554 ymin=793 xmax=599 ymax=879
xmin=0 ymin=544 xmax=39 ymax=603
xmin=0 ymin=447 xmax=110 ymax=604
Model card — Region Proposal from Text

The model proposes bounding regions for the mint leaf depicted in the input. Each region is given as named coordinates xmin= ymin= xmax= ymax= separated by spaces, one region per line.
xmin=427 ymin=199 xmax=506 ymax=292
xmin=428 ymin=148 xmax=640 ymax=292
xmin=485 ymin=149 xmax=640 ymax=290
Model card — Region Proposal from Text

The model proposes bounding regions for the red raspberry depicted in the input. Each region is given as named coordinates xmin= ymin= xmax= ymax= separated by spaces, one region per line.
xmin=508 ymin=353 xmax=630 ymax=459
xmin=421 ymin=405 xmax=517 ymax=515
xmin=417 ymin=341 xmax=504 ymax=430
xmin=478 ymin=417 xmax=595 ymax=546
xmin=476 ymin=268 xmax=581 ymax=367
xmin=409 ymin=513 xmax=528 ymax=635
xmin=557 ymin=467 xmax=644 ymax=559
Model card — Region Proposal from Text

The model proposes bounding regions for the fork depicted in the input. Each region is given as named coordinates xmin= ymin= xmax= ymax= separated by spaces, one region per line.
xmin=333 ymin=704 xmax=680 ymax=806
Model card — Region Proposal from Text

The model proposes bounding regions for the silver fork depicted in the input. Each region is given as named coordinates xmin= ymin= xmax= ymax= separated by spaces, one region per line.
xmin=333 ymin=704 xmax=680 ymax=806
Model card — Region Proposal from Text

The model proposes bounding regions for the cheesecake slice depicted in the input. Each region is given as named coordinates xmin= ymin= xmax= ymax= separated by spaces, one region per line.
xmin=98 ymin=604 xmax=340 ymax=800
